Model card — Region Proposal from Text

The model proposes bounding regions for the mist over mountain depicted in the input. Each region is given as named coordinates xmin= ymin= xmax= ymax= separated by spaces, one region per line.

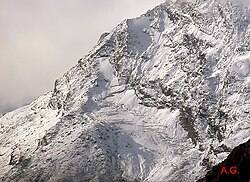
xmin=0 ymin=0 xmax=165 ymax=115
xmin=0 ymin=0 xmax=249 ymax=181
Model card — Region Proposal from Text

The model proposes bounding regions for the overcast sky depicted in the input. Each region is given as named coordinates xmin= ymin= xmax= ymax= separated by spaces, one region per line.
xmin=0 ymin=0 xmax=166 ymax=114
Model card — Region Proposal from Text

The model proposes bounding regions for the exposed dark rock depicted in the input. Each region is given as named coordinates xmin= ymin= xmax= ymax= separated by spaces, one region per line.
xmin=198 ymin=139 xmax=250 ymax=182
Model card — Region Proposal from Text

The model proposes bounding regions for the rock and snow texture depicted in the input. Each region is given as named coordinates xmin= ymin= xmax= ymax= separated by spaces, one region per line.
xmin=0 ymin=0 xmax=250 ymax=181
xmin=198 ymin=138 xmax=250 ymax=182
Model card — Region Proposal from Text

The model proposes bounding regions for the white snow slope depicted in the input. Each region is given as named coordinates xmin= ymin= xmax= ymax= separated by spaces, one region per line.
xmin=0 ymin=0 xmax=250 ymax=181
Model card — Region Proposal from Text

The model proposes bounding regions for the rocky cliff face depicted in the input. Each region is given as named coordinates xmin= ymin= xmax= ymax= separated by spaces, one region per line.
xmin=198 ymin=138 xmax=250 ymax=182
xmin=0 ymin=0 xmax=249 ymax=181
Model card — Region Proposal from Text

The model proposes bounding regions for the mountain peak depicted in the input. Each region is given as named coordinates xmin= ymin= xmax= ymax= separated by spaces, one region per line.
xmin=0 ymin=1 xmax=249 ymax=181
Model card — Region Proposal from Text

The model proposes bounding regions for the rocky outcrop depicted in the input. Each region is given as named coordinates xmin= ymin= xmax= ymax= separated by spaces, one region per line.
xmin=198 ymin=139 xmax=250 ymax=182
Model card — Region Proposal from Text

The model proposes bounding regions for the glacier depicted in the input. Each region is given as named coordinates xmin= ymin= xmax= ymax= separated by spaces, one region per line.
xmin=0 ymin=0 xmax=249 ymax=181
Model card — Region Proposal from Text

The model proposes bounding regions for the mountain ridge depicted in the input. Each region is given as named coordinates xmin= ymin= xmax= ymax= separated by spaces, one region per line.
xmin=0 ymin=0 xmax=249 ymax=181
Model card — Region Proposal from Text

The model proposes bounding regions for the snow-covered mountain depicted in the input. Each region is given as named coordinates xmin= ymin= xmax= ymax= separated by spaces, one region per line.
xmin=0 ymin=0 xmax=249 ymax=181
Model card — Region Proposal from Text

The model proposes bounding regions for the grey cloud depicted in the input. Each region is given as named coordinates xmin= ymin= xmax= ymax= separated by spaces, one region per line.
xmin=0 ymin=0 xmax=165 ymax=114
